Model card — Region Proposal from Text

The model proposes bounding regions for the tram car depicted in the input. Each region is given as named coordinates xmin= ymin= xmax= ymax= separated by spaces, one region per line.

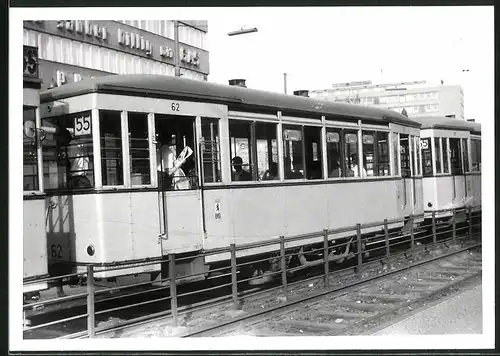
xmin=412 ymin=116 xmax=481 ymax=222
xmin=22 ymin=45 xmax=49 ymax=299
xmin=33 ymin=74 xmax=426 ymax=283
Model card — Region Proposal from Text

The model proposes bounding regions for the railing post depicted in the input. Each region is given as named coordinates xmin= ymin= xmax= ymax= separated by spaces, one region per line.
xmin=356 ymin=224 xmax=362 ymax=275
xmin=169 ymin=254 xmax=178 ymax=327
xmin=86 ymin=265 xmax=95 ymax=338
xmin=230 ymin=243 xmax=239 ymax=309
xmin=468 ymin=206 xmax=473 ymax=241
xmin=323 ymin=229 xmax=329 ymax=288
xmin=384 ymin=219 xmax=390 ymax=266
xmin=280 ymin=236 xmax=288 ymax=299
xmin=452 ymin=209 xmax=456 ymax=242
xmin=410 ymin=215 xmax=415 ymax=251
xmin=432 ymin=211 xmax=437 ymax=247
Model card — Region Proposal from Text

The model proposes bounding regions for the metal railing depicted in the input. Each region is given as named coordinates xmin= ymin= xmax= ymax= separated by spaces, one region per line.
xmin=22 ymin=206 xmax=481 ymax=339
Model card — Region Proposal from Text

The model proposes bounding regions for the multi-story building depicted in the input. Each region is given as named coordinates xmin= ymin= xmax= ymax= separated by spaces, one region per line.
xmin=23 ymin=20 xmax=209 ymax=90
xmin=309 ymin=80 xmax=465 ymax=120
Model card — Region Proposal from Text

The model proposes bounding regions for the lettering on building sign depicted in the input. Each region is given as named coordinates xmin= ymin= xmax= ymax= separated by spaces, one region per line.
xmin=180 ymin=47 xmax=200 ymax=67
xmin=53 ymin=70 xmax=85 ymax=87
xmin=56 ymin=20 xmax=108 ymax=41
xmin=23 ymin=45 xmax=39 ymax=79
xmin=160 ymin=46 xmax=174 ymax=59
xmin=117 ymin=29 xmax=153 ymax=56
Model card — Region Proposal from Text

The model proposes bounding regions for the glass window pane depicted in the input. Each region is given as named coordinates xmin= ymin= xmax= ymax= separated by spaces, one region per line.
xmin=304 ymin=126 xmax=323 ymax=179
xmin=449 ymin=138 xmax=462 ymax=175
xmin=421 ymin=137 xmax=432 ymax=177
xmin=283 ymin=125 xmax=304 ymax=179
xmin=229 ymin=120 xmax=254 ymax=181
xmin=400 ymin=134 xmax=411 ymax=178
xmin=362 ymin=132 xmax=375 ymax=177
xmin=326 ymin=128 xmax=341 ymax=178
xmin=100 ymin=111 xmax=124 ymax=186
xmin=23 ymin=107 xmax=38 ymax=191
xmin=200 ymin=118 xmax=221 ymax=183
xmin=434 ymin=137 xmax=442 ymax=174
xmin=442 ymin=138 xmax=449 ymax=173
xmin=461 ymin=138 xmax=469 ymax=173
xmin=345 ymin=130 xmax=359 ymax=177
xmin=128 ymin=112 xmax=150 ymax=185
xmin=256 ymin=122 xmax=278 ymax=181
xmin=392 ymin=132 xmax=399 ymax=176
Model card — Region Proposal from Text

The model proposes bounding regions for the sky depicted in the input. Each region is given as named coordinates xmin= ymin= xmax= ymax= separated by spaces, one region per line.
xmin=206 ymin=7 xmax=494 ymax=123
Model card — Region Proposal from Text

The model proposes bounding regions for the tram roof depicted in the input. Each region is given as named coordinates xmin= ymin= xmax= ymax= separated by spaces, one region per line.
xmin=411 ymin=116 xmax=481 ymax=135
xmin=40 ymin=74 xmax=420 ymax=127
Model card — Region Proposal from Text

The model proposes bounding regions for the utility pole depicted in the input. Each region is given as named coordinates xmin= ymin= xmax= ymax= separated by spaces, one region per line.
xmin=174 ymin=20 xmax=180 ymax=77
xmin=283 ymin=73 xmax=287 ymax=94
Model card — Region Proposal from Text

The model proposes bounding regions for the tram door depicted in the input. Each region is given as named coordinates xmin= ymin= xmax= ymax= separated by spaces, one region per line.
xmin=155 ymin=115 xmax=203 ymax=259
xmin=399 ymin=134 xmax=414 ymax=216
xmin=449 ymin=138 xmax=464 ymax=204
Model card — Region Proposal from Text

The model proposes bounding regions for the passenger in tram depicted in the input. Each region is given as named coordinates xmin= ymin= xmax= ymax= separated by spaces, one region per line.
xmin=231 ymin=156 xmax=252 ymax=181
xmin=350 ymin=154 xmax=366 ymax=178
xmin=329 ymin=159 xmax=342 ymax=178
xmin=64 ymin=130 xmax=92 ymax=189
xmin=262 ymin=162 xmax=279 ymax=180
xmin=157 ymin=145 xmax=194 ymax=190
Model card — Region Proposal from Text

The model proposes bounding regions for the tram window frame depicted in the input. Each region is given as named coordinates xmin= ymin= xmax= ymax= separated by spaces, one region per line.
xmin=442 ymin=137 xmax=450 ymax=174
xmin=362 ymin=131 xmax=376 ymax=177
xmin=256 ymin=122 xmax=279 ymax=181
xmin=23 ymin=106 xmax=39 ymax=192
xmin=434 ymin=137 xmax=442 ymax=174
xmin=200 ymin=118 xmax=222 ymax=184
xmin=421 ymin=137 xmax=433 ymax=177
xmin=376 ymin=131 xmax=390 ymax=177
xmin=449 ymin=137 xmax=463 ymax=175
xmin=399 ymin=134 xmax=411 ymax=178
xmin=470 ymin=139 xmax=481 ymax=172
xmin=128 ymin=112 xmax=151 ymax=186
xmin=283 ymin=124 xmax=305 ymax=180
xmin=414 ymin=136 xmax=421 ymax=176
xmin=461 ymin=138 xmax=469 ymax=174
xmin=229 ymin=120 xmax=255 ymax=182
xmin=344 ymin=130 xmax=359 ymax=177
xmin=304 ymin=126 xmax=323 ymax=180
xmin=99 ymin=110 xmax=124 ymax=187
xmin=326 ymin=128 xmax=342 ymax=178
xmin=391 ymin=132 xmax=400 ymax=176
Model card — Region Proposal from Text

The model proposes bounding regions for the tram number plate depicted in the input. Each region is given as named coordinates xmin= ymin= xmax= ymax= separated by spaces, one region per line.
xmin=74 ymin=115 xmax=92 ymax=136
xmin=50 ymin=244 xmax=63 ymax=259
xmin=420 ymin=140 xmax=428 ymax=149
xmin=171 ymin=102 xmax=180 ymax=112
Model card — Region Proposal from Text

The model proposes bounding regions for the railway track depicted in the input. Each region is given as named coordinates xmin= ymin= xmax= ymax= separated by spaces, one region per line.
xmin=180 ymin=244 xmax=481 ymax=337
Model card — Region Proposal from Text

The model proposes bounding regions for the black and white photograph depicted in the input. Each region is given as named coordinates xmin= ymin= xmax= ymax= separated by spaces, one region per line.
xmin=11 ymin=5 xmax=494 ymax=352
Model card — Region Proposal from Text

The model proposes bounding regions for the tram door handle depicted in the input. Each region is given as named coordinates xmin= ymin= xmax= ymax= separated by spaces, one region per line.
xmin=158 ymin=233 xmax=168 ymax=244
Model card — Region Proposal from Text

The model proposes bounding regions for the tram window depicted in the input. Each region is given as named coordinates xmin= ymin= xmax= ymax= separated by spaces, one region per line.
xmin=449 ymin=138 xmax=463 ymax=175
xmin=470 ymin=139 xmax=481 ymax=171
xmin=229 ymin=120 xmax=254 ymax=181
xmin=156 ymin=114 xmax=197 ymax=189
xmin=414 ymin=137 xmax=421 ymax=176
xmin=200 ymin=118 xmax=221 ymax=183
xmin=23 ymin=107 xmax=38 ymax=191
xmin=461 ymin=138 xmax=469 ymax=173
xmin=434 ymin=137 xmax=442 ymax=174
xmin=392 ymin=133 xmax=400 ymax=176
xmin=344 ymin=131 xmax=359 ymax=177
xmin=283 ymin=125 xmax=305 ymax=179
xmin=326 ymin=129 xmax=342 ymax=178
xmin=304 ymin=126 xmax=323 ymax=179
xmin=42 ymin=111 xmax=94 ymax=190
xmin=100 ymin=111 xmax=124 ymax=186
xmin=362 ymin=132 xmax=375 ymax=177
xmin=128 ymin=112 xmax=151 ymax=185
xmin=421 ymin=137 xmax=433 ymax=177
xmin=399 ymin=134 xmax=411 ymax=178
xmin=442 ymin=138 xmax=449 ymax=173
xmin=376 ymin=132 xmax=390 ymax=176
xmin=256 ymin=122 xmax=278 ymax=181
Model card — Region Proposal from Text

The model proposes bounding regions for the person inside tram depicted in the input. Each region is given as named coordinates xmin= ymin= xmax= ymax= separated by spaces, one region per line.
xmin=329 ymin=154 xmax=342 ymax=178
xmin=262 ymin=162 xmax=279 ymax=180
xmin=157 ymin=144 xmax=193 ymax=190
xmin=350 ymin=154 xmax=366 ymax=178
xmin=58 ymin=126 xmax=91 ymax=189
xmin=231 ymin=156 xmax=252 ymax=181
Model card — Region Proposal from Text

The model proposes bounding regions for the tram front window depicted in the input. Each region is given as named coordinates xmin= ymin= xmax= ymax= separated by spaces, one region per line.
xmin=42 ymin=112 xmax=95 ymax=190
xmin=449 ymin=138 xmax=463 ymax=175
xmin=304 ymin=126 xmax=323 ymax=179
xmin=23 ymin=107 xmax=38 ymax=191
xmin=100 ymin=111 xmax=123 ymax=186
xmin=434 ymin=137 xmax=442 ymax=174
xmin=283 ymin=125 xmax=304 ymax=179
xmin=128 ymin=112 xmax=151 ymax=185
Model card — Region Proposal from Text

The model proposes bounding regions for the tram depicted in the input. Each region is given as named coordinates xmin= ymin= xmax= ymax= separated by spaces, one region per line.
xmin=31 ymin=74 xmax=426 ymax=282
xmin=412 ymin=116 xmax=481 ymax=221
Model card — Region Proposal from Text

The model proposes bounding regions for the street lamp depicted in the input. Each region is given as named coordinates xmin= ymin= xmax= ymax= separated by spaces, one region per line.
xmin=227 ymin=27 xmax=258 ymax=36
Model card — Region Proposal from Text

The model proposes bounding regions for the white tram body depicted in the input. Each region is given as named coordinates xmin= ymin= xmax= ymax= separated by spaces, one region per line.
xmin=35 ymin=74 xmax=426 ymax=279
xmin=23 ymin=46 xmax=49 ymax=294
xmin=412 ymin=117 xmax=481 ymax=219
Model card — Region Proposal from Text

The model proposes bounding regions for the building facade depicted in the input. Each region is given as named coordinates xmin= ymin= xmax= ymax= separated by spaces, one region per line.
xmin=309 ymin=80 xmax=465 ymax=120
xmin=23 ymin=20 xmax=209 ymax=90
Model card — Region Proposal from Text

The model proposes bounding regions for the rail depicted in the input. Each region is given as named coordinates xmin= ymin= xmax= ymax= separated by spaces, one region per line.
xmin=22 ymin=206 xmax=481 ymax=339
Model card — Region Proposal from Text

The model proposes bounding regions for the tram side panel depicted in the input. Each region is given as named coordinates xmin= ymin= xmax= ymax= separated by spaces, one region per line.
xmin=413 ymin=177 xmax=425 ymax=221
xmin=466 ymin=173 xmax=481 ymax=208
xmin=23 ymin=199 xmax=49 ymax=292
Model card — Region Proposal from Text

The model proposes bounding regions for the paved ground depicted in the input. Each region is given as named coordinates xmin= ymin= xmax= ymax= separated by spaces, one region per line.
xmin=373 ymin=283 xmax=482 ymax=335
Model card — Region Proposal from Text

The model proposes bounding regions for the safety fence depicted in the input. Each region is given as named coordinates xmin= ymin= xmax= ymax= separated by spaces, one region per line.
xmin=23 ymin=206 xmax=482 ymax=339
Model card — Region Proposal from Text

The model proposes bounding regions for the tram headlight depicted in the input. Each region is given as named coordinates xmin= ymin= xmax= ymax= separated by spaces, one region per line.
xmin=427 ymin=202 xmax=433 ymax=208
xmin=87 ymin=245 xmax=95 ymax=256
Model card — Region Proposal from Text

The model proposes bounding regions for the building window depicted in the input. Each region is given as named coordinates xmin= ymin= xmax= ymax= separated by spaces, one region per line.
xmin=23 ymin=107 xmax=38 ymax=191
xmin=128 ymin=112 xmax=151 ymax=185
xmin=100 ymin=111 xmax=124 ymax=186
xmin=470 ymin=139 xmax=481 ymax=171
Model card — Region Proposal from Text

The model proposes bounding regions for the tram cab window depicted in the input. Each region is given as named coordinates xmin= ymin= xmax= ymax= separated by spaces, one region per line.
xmin=283 ymin=125 xmax=304 ymax=179
xmin=434 ymin=137 xmax=442 ymax=174
xmin=399 ymin=134 xmax=411 ymax=178
xmin=344 ymin=131 xmax=359 ymax=177
xmin=128 ymin=112 xmax=151 ymax=185
xmin=449 ymin=138 xmax=463 ymax=175
xmin=200 ymin=118 xmax=221 ymax=183
xmin=421 ymin=138 xmax=432 ymax=177
xmin=229 ymin=120 xmax=254 ymax=181
xmin=461 ymin=138 xmax=469 ymax=174
xmin=23 ymin=107 xmax=38 ymax=191
xmin=256 ymin=122 xmax=278 ymax=181
xmin=362 ymin=132 xmax=375 ymax=177
xmin=42 ymin=111 xmax=94 ymax=190
xmin=391 ymin=133 xmax=400 ymax=176
xmin=156 ymin=114 xmax=196 ymax=190
xmin=470 ymin=139 xmax=481 ymax=171
xmin=376 ymin=132 xmax=390 ymax=176
xmin=442 ymin=138 xmax=449 ymax=173
xmin=304 ymin=126 xmax=323 ymax=179
xmin=414 ymin=137 xmax=421 ymax=176
xmin=100 ymin=111 xmax=124 ymax=186
xmin=326 ymin=129 xmax=341 ymax=178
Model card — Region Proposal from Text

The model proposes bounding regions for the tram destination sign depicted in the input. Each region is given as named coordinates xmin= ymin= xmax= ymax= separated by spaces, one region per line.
xmin=23 ymin=45 xmax=39 ymax=79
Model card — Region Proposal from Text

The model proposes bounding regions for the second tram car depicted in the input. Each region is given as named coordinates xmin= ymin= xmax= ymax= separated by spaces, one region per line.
xmin=31 ymin=74 xmax=428 ymax=282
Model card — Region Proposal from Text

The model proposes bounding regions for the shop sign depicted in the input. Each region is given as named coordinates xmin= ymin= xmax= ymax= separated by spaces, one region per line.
xmin=56 ymin=20 xmax=108 ymax=41
xmin=23 ymin=45 xmax=39 ymax=79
